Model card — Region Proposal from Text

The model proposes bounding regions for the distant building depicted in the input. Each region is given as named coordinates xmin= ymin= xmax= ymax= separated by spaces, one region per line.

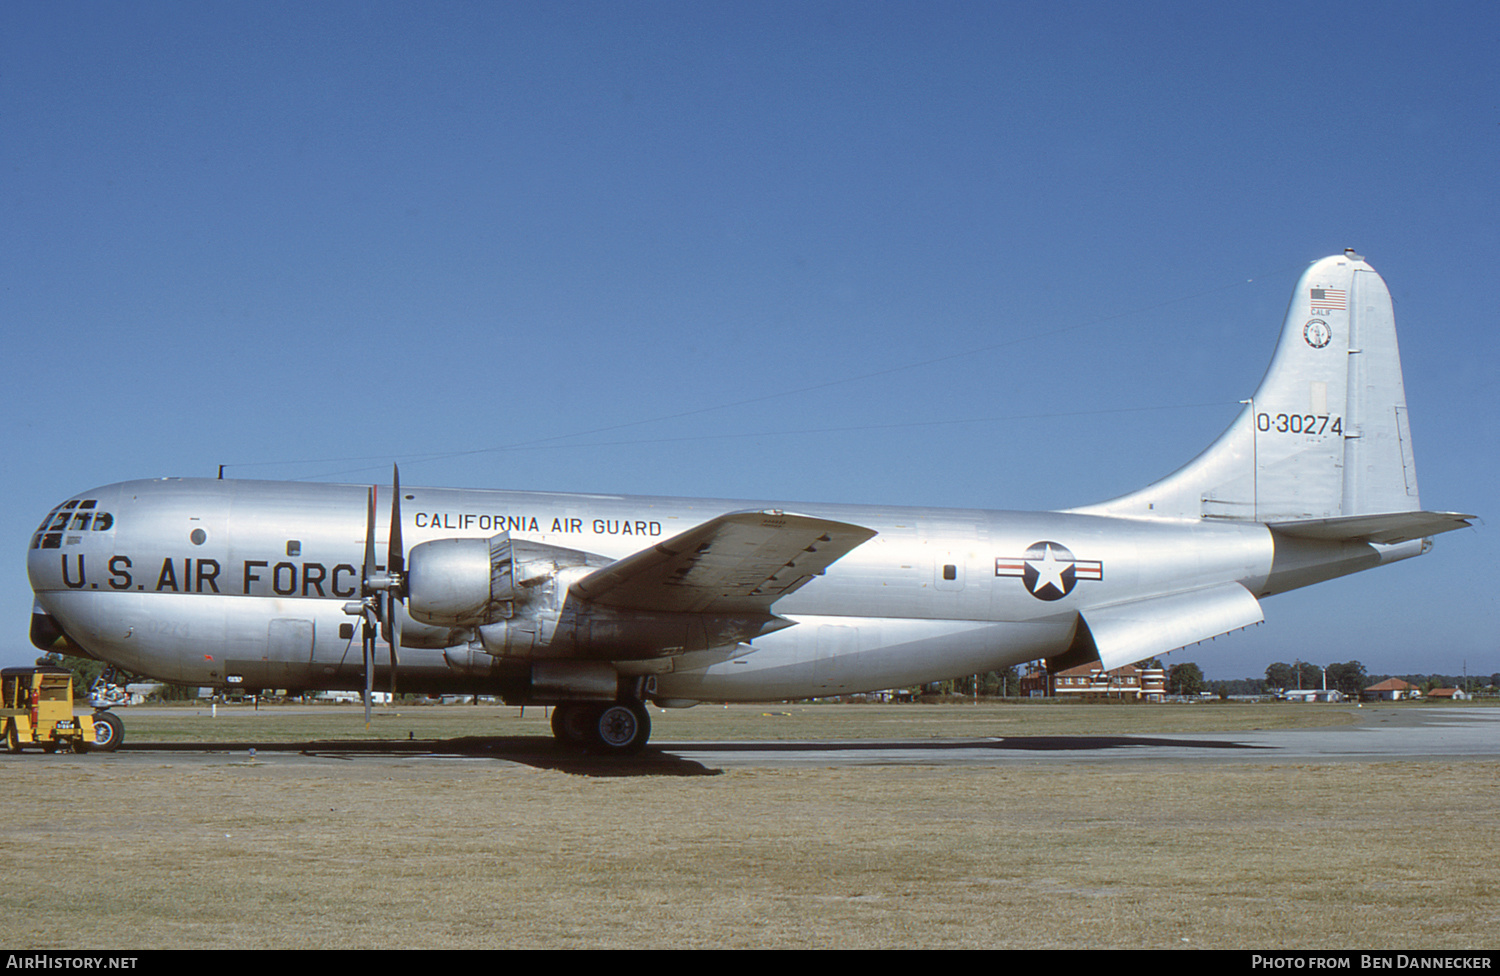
xmin=1426 ymin=687 xmax=1469 ymax=701
xmin=1362 ymin=678 xmax=1421 ymax=701
xmin=317 ymin=691 xmax=393 ymax=704
xmin=1279 ymin=688 xmax=1345 ymax=702
xmin=1022 ymin=663 xmax=1166 ymax=701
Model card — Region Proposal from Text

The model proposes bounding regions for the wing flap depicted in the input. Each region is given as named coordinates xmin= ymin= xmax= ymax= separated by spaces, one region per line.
xmin=1080 ymin=582 xmax=1264 ymax=672
xmin=571 ymin=510 xmax=877 ymax=614
xmin=1268 ymin=510 xmax=1474 ymax=545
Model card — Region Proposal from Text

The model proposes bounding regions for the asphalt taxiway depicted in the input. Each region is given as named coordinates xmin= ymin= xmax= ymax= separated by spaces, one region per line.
xmin=14 ymin=705 xmax=1495 ymax=775
xmin=670 ymin=706 xmax=1500 ymax=768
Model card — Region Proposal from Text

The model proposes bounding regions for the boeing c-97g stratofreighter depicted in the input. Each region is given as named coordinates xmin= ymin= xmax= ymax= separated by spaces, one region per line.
xmin=27 ymin=252 xmax=1472 ymax=753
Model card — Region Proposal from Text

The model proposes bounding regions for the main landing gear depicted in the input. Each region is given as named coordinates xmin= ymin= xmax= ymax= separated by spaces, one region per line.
xmin=550 ymin=701 xmax=651 ymax=755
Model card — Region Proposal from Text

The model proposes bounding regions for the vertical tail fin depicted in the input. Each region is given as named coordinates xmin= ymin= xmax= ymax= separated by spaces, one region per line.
xmin=1074 ymin=251 xmax=1422 ymax=523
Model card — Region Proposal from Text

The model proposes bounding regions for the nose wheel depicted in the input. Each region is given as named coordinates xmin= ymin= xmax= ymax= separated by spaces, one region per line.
xmin=550 ymin=701 xmax=651 ymax=755
xmin=90 ymin=710 xmax=123 ymax=752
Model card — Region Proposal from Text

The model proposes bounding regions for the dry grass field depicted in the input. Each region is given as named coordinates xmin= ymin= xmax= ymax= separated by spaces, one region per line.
xmin=2 ymin=701 xmax=1495 ymax=950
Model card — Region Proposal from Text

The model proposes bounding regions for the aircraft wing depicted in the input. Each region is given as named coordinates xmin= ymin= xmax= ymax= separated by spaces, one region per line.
xmin=1080 ymin=582 xmax=1265 ymax=672
xmin=1268 ymin=511 xmax=1474 ymax=545
xmin=571 ymin=510 xmax=877 ymax=615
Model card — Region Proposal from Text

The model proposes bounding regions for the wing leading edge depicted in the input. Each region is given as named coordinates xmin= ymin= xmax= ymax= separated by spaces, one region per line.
xmin=570 ymin=510 xmax=878 ymax=615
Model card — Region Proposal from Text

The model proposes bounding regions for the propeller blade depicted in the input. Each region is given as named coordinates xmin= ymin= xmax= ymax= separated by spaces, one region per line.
xmin=386 ymin=592 xmax=401 ymax=700
xmin=362 ymin=486 xmax=378 ymax=725
xmin=362 ymin=612 xmax=375 ymax=726
xmin=362 ymin=486 xmax=377 ymax=597
xmin=388 ymin=464 xmax=404 ymax=583
xmin=384 ymin=465 xmax=404 ymax=703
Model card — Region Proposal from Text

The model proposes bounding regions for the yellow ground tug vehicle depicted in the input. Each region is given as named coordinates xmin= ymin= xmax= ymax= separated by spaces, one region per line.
xmin=2 ymin=666 xmax=121 ymax=753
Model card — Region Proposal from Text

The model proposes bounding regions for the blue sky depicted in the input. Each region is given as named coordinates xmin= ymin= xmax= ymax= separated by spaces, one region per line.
xmin=4 ymin=1 xmax=1496 ymax=681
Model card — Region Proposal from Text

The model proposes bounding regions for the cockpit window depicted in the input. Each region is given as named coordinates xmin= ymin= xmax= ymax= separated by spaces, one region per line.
xmin=31 ymin=500 xmax=113 ymax=549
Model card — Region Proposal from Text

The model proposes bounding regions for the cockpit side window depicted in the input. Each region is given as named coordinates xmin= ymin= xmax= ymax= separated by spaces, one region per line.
xmin=70 ymin=499 xmax=96 ymax=530
xmin=31 ymin=499 xmax=113 ymax=549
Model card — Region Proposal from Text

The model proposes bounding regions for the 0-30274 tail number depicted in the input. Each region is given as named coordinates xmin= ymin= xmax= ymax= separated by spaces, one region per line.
xmin=1256 ymin=413 xmax=1342 ymax=436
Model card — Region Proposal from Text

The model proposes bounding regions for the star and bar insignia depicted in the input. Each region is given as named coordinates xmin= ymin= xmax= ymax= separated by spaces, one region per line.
xmin=995 ymin=541 xmax=1103 ymax=601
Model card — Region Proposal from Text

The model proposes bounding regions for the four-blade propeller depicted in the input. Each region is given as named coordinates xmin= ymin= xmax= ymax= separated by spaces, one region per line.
xmin=343 ymin=465 xmax=406 ymax=725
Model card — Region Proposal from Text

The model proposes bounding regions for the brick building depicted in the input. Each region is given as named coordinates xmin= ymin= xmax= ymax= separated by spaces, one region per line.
xmin=1021 ymin=663 xmax=1167 ymax=701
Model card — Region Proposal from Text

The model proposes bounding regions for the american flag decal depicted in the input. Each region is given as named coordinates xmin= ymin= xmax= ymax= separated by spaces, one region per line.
xmin=1309 ymin=287 xmax=1347 ymax=312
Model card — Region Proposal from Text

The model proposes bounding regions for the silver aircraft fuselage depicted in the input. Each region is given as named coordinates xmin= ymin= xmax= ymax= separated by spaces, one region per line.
xmin=25 ymin=253 xmax=1469 ymax=731
xmin=26 ymin=476 xmax=1407 ymax=702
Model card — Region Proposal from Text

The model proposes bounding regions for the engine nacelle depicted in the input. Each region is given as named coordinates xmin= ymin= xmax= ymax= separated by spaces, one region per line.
xmin=406 ymin=533 xmax=601 ymax=628
xmin=415 ymin=532 xmax=794 ymax=665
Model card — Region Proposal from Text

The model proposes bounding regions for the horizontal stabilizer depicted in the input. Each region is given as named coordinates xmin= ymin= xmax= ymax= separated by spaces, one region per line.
xmin=1268 ymin=511 xmax=1474 ymax=545
xmin=1080 ymin=582 xmax=1264 ymax=672
xmin=571 ymin=510 xmax=877 ymax=615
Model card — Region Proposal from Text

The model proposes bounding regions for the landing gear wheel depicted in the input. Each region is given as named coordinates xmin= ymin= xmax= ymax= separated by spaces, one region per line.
xmin=91 ymin=711 xmax=123 ymax=753
xmin=590 ymin=701 xmax=651 ymax=755
xmin=551 ymin=703 xmax=597 ymax=747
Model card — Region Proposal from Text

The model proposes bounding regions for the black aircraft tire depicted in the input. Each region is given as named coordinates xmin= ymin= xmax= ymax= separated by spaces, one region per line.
xmin=91 ymin=712 xmax=123 ymax=753
xmin=590 ymin=702 xmax=650 ymax=756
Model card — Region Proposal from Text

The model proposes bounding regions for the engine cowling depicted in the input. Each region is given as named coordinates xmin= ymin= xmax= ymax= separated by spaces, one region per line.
xmin=406 ymin=533 xmax=599 ymax=628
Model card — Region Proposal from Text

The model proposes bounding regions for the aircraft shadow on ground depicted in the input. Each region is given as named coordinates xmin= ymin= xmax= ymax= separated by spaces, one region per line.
xmin=115 ymin=732 xmax=1266 ymax=777
xmin=121 ymin=736 xmax=723 ymax=777
xmin=669 ymin=735 xmax=1267 ymax=753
